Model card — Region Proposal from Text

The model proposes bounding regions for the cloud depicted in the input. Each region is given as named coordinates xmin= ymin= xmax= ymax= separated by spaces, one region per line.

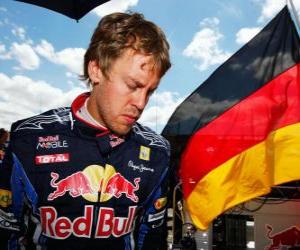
xmin=0 ymin=44 xmax=5 ymax=53
xmin=12 ymin=27 xmax=26 ymax=40
xmin=92 ymin=0 xmax=138 ymax=17
xmin=0 ymin=18 xmax=83 ymax=73
xmin=1 ymin=39 xmax=84 ymax=74
xmin=0 ymin=73 xmax=86 ymax=130
xmin=200 ymin=17 xmax=220 ymax=27
xmin=139 ymin=91 xmax=183 ymax=132
xmin=235 ymin=27 xmax=261 ymax=45
xmin=9 ymin=23 xmax=33 ymax=44
xmin=257 ymin=0 xmax=300 ymax=23
xmin=66 ymin=72 xmax=77 ymax=78
xmin=0 ymin=43 xmax=11 ymax=59
xmin=183 ymin=17 xmax=231 ymax=71
xmin=35 ymin=40 xmax=85 ymax=74
xmin=216 ymin=2 xmax=243 ymax=19
xmin=11 ymin=42 xmax=40 ymax=70
xmin=0 ymin=40 xmax=40 ymax=69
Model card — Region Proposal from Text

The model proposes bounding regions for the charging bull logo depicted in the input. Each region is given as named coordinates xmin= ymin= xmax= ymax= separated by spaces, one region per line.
xmin=48 ymin=172 xmax=94 ymax=200
xmin=48 ymin=164 xmax=140 ymax=203
xmin=105 ymin=173 xmax=140 ymax=202
xmin=265 ymin=224 xmax=300 ymax=250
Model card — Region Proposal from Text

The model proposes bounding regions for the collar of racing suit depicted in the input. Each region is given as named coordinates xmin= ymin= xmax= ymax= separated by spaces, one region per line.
xmin=70 ymin=92 xmax=126 ymax=156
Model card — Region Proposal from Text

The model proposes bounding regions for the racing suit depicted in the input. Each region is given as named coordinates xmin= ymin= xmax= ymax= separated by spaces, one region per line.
xmin=0 ymin=92 xmax=170 ymax=250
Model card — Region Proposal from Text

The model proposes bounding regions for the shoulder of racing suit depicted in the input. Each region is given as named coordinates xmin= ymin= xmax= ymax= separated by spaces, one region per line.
xmin=131 ymin=123 xmax=170 ymax=157
xmin=11 ymin=107 xmax=71 ymax=136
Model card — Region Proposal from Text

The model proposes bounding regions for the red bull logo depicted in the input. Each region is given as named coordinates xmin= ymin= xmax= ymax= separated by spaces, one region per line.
xmin=48 ymin=164 xmax=140 ymax=203
xmin=104 ymin=173 xmax=140 ymax=202
xmin=265 ymin=224 xmax=300 ymax=250
xmin=48 ymin=172 xmax=94 ymax=200
xmin=40 ymin=205 xmax=136 ymax=239
xmin=38 ymin=135 xmax=59 ymax=142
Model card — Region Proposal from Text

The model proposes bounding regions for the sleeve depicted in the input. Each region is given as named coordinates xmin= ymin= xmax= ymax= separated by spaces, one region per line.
xmin=134 ymin=166 xmax=170 ymax=250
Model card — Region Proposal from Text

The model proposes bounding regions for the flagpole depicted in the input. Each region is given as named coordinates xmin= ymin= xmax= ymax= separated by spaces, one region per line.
xmin=289 ymin=0 xmax=300 ymax=30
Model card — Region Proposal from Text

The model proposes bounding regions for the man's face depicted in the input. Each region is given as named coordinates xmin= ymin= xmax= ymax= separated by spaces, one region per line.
xmin=0 ymin=150 xmax=4 ymax=160
xmin=88 ymin=49 xmax=161 ymax=135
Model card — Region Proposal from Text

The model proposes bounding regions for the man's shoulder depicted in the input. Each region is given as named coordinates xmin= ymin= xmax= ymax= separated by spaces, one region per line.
xmin=11 ymin=107 xmax=71 ymax=136
xmin=131 ymin=123 xmax=170 ymax=154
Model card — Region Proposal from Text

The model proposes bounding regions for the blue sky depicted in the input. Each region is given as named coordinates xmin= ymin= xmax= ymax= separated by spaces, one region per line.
xmin=0 ymin=0 xmax=299 ymax=132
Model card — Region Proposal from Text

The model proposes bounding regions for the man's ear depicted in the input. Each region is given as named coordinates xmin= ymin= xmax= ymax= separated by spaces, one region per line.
xmin=88 ymin=60 xmax=103 ymax=84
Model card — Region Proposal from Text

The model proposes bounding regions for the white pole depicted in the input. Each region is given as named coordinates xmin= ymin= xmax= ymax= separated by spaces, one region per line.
xmin=289 ymin=0 xmax=300 ymax=30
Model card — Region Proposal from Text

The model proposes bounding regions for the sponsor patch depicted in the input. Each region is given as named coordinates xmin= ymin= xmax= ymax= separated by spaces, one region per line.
xmin=154 ymin=197 xmax=167 ymax=210
xmin=40 ymin=205 xmax=136 ymax=239
xmin=0 ymin=189 xmax=12 ymax=207
xmin=36 ymin=135 xmax=68 ymax=150
xmin=128 ymin=160 xmax=154 ymax=173
xmin=148 ymin=209 xmax=166 ymax=222
xmin=139 ymin=146 xmax=150 ymax=161
xmin=35 ymin=153 xmax=70 ymax=165
xmin=38 ymin=135 xmax=59 ymax=142
xmin=109 ymin=135 xmax=125 ymax=148
xmin=48 ymin=164 xmax=140 ymax=203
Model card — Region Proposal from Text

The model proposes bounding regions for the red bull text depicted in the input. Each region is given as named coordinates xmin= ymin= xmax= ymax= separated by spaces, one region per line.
xmin=40 ymin=205 xmax=137 ymax=239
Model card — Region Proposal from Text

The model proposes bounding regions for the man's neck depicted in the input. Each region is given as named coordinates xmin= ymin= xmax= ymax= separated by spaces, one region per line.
xmin=76 ymin=97 xmax=107 ymax=129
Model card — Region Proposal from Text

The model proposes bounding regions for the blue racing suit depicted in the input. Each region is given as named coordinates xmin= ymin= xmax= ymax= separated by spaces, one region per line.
xmin=0 ymin=92 xmax=170 ymax=250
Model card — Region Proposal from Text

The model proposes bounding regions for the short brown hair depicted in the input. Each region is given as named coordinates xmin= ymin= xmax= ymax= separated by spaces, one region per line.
xmin=82 ymin=12 xmax=171 ymax=85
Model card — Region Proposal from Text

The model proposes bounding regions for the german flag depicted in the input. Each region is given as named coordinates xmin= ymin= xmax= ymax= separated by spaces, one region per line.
xmin=162 ymin=6 xmax=300 ymax=230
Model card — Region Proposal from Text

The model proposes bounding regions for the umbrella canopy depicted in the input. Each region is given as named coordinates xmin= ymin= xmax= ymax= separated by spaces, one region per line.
xmin=15 ymin=0 xmax=110 ymax=21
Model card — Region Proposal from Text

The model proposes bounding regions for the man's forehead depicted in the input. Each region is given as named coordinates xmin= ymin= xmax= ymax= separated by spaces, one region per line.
xmin=114 ymin=49 xmax=158 ymax=72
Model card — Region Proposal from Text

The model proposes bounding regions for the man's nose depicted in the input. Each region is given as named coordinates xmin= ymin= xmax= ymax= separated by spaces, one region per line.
xmin=133 ymin=90 xmax=148 ymax=111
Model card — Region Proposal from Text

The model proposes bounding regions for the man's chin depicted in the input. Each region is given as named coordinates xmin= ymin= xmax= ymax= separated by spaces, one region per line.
xmin=109 ymin=124 xmax=133 ymax=136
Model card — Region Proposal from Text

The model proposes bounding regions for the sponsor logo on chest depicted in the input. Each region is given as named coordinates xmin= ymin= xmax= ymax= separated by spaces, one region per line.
xmin=40 ymin=205 xmax=136 ymax=239
xmin=36 ymin=135 xmax=68 ymax=150
xmin=35 ymin=153 xmax=70 ymax=165
xmin=0 ymin=189 xmax=12 ymax=207
xmin=139 ymin=146 xmax=150 ymax=161
xmin=128 ymin=160 xmax=154 ymax=173
xmin=47 ymin=164 xmax=140 ymax=203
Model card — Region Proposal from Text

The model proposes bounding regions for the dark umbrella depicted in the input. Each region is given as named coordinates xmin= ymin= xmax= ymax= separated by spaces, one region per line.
xmin=15 ymin=0 xmax=111 ymax=21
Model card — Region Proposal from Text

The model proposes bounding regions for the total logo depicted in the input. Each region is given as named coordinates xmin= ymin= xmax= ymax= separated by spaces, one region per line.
xmin=48 ymin=164 xmax=140 ymax=203
xmin=40 ymin=205 xmax=136 ymax=239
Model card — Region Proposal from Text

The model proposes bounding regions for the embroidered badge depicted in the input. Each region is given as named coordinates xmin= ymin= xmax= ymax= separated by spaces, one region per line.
xmin=154 ymin=197 xmax=167 ymax=210
xmin=139 ymin=146 xmax=150 ymax=161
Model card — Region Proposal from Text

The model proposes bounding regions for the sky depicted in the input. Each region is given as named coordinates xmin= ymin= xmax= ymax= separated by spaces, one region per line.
xmin=1 ymin=0 xmax=300 ymax=133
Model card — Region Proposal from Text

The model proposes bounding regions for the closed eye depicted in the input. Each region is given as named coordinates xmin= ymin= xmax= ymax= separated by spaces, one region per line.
xmin=126 ymin=81 xmax=138 ymax=90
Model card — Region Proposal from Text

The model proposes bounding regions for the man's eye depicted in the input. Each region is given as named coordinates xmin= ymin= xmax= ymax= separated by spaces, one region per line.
xmin=127 ymin=83 xmax=137 ymax=90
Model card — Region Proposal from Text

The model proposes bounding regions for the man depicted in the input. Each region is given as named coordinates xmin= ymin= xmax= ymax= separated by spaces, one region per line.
xmin=0 ymin=128 xmax=13 ymax=250
xmin=0 ymin=12 xmax=171 ymax=250
xmin=0 ymin=128 xmax=9 ymax=163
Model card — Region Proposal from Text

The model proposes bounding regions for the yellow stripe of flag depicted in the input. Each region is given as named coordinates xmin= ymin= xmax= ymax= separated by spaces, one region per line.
xmin=187 ymin=122 xmax=300 ymax=230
